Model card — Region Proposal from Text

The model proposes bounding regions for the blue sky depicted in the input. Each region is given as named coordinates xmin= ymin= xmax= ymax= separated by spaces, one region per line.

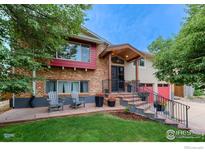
xmin=84 ymin=4 xmax=186 ymax=51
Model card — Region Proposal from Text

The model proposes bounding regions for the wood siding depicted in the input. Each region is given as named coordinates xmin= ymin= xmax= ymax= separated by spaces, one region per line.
xmin=174 ymin=85 xmax=184 ymax=97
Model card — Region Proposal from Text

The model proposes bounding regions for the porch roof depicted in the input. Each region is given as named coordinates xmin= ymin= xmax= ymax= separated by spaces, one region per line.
xmin=99 ymin=44 xmax=147 ymax=62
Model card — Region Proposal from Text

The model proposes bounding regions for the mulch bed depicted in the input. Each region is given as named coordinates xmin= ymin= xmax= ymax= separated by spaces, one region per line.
xmin=110 ymin=111 xmax=148 ymax=121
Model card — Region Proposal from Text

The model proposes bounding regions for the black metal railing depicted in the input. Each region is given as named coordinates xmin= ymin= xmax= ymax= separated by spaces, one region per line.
xmin=102 ymin=79 xmax=140 ymax=94
xmin=137 ymin=86 xmax=190 ymax=128
xmin=102 ymin=79 xmax=190 ymax=128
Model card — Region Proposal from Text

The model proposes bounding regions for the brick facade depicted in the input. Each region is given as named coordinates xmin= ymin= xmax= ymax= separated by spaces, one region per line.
xmin=0 ymin=100 xmax=10 ymax=113
xmin=19 ymin=43 xmax=109 ymax=98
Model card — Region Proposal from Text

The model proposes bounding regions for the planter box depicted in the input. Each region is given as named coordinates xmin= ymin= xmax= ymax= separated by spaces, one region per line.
xmin=108 ymin=100 xmax=115 ymax=107
xmin=156 ymin=104 xmax=165 ymax=111
xmin=0 ymin=100 xmax=10 ymax=113
xmin=95 ymin=96 xmax=104 ymax=107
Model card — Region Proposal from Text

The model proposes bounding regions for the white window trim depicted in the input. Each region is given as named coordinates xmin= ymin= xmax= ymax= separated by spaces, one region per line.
xmin=55 ymin=41 xmax=91 ymax=63
xmin=139 ymin=58 xmax=146 ymax=69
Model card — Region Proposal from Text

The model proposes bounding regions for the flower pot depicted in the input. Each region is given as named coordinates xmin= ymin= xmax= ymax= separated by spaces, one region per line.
xmin=156 ymin=104 xmax=165 ymax=111
xmin=108 ymin=100 xmax=115 ymax=107
xmin=95 ymin=96 xmax=104 ymax=107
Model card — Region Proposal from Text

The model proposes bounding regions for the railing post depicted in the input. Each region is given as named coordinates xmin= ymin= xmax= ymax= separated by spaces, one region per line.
xmin=186 ymin=106 xmax=189 ymax=128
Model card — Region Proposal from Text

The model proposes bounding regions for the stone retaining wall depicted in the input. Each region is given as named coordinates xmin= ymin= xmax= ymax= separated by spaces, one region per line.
xmin=0 ymin=100 xmax=10 ymax=113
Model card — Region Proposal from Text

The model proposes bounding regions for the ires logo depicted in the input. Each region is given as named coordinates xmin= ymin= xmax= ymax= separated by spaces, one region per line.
xmin=166 ymin=129 xmax=192 ymax=140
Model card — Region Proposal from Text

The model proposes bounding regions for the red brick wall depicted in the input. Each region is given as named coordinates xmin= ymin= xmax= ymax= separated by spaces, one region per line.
xmin=19 ymin=43 xmax=109 ymax=98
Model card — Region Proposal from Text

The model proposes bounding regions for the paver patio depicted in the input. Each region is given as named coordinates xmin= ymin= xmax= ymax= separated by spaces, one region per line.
xmin=0 ymin=103 xmax=125 ymax=125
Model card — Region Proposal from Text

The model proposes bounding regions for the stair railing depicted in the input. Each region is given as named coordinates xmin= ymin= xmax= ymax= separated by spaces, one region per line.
xmin=136 ymin=85 xmax=190 ymax=128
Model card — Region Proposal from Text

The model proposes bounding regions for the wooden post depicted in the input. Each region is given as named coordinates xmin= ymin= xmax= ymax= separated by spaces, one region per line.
xmin=108 ymin=53 xmax=112 ymax=93
xmin=32 ymin=70 xmax=36 ymax=96
xmin=135 ymin=59 xmax=138 ymax=81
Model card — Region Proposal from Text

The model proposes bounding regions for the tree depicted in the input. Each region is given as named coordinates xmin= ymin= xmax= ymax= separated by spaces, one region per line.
xmin=148 ymin=5 xmax=205 ymax=89
xmin=0 ymin=4 xmax=90 ymax=95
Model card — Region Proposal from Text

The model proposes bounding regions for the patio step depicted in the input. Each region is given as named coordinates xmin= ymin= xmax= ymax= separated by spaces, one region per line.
xmin=164 ymin=119 xmax=179 ymax=128
xmin=123 ymin=97 xmax=141 ymax=102
xmin=134 ymin=102 xmax=150 ymax=114
xmin=155 ymin=117 xmax=166 ymax=123
xmin=144 ymin=110 xmax=155 ymax=119
xmin=118 ymin=94 xmax=139 ymax=99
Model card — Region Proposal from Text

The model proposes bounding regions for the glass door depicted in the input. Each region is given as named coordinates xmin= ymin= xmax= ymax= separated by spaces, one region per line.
xmin=111 ymin=66 xmax=125 ymax=92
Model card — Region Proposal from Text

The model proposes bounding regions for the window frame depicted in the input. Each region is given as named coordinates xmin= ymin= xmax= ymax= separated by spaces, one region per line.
xmin=56 ymin=41 xmax=91 ymax=63
xmin=138 ymin=58 xmax=145 ymax=67
xmin=45 ymin=80 xmax=57 ymax=93
xmin=45 ymin=80 xmax=89 ymax=94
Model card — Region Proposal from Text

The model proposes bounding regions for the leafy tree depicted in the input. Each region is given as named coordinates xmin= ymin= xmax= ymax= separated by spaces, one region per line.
xmin=148 ymin=5 xmax=205 ymax=90
xmin=0 ymin=4 xmax=90 ymax=95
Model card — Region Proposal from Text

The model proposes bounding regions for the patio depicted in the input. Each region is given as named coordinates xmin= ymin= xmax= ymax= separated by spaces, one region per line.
xmin=0 ymin=103 xmax=125 ymax=125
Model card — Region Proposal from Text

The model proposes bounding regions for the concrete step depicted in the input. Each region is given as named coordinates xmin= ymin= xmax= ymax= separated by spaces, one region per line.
xmin=123 ymin=97 xmax=141 ymax=102
xmin=164 ymin=119 xmax=179 ymax=128
xmin=118 ymin=95 xmax=138 ymax=99
xmin=144 ymin=110 xmax=155 ymax=119
xmin=135 ymin=101 xmax=148 ymax=107
xmin=155 ymin=117 xmax=166 ymax=123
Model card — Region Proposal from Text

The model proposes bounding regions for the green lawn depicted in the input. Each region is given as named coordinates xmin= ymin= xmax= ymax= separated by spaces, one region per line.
xmin=0 ymin=113 xmax=204 ymax=142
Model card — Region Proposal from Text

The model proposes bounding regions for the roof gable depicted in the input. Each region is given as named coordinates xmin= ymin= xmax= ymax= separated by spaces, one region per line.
xmin=71 ymin=26 xmax=111 ymax=44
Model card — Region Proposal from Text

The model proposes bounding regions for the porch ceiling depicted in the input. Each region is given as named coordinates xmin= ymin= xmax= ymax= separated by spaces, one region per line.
xmin=99 ymin=44 xmax=144 ymax=62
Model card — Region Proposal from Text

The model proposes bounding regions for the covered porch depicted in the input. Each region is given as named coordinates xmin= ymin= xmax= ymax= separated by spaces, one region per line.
xmin=99 ymin=44 xmax=144 ymax=93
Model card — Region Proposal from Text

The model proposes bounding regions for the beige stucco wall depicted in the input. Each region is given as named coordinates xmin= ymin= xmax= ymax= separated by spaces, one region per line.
xmin=124 ymin=62 xmax=136 ymax=81
xmin=138 ymin=58 xmax=168 ymax=92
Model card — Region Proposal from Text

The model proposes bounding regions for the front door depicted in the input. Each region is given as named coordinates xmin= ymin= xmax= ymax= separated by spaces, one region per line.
xmin=111 ymin=66 xmax=124 ymax=92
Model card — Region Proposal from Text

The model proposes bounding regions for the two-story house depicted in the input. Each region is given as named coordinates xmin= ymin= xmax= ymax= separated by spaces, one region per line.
xmin=12 ymin=27 xmax=194 ymax=108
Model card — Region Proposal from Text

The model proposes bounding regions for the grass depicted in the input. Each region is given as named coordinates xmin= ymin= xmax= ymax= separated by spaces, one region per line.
xmin=0 ymin=113 xmax=204 ymax=142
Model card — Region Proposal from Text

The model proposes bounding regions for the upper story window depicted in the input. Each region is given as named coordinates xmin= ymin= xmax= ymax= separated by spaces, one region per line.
xmin=57 ymin=43 xmax=90 ymax=62
xmin=139 ymin=58 xmax=145 ymax=67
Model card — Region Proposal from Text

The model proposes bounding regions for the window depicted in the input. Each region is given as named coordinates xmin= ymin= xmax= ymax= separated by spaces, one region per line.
xmin=81 ymin=45 xmax=90 ymax=62
xmin=139 ymin=58 xmax=145 ymax=67
xmin=58 ymin=81 xmax=70 ymax=93
xmin=46 ymin=80 xmax=57 ymax=93
xmin=158 ymin=84 xmax=169 ymax=87
xmin=146 ymin=84 xmax=153 ymax=87
xmin=58 ymin=43 xmax=90 ymax=62
xmin=46 ymin=80 xmax=89 ymax=94
xmin=80 ymin=81 xmax=88 ymax=93
xmin=111 ymin=56 xmax=125 ymax=64
xmin=71 ymin=81 xmax=80 ymax=93
xmin=139 ymin=83 xmax=145 ymax=87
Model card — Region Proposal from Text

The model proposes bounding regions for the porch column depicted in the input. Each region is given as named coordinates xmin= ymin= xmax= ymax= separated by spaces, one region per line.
xmin=108 ymin=53 xmax=112 ymax=93
xmin=135 ymin=59 xmax=139 ymax=81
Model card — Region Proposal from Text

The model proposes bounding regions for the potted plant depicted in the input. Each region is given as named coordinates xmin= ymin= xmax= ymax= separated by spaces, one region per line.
xmin=107 ymin=96 xmax=116 ymax=107
xmin=154 ymin=101 xmax=166 ymax=111
xmin=95 ymin=93 xmax=104 ymax=107
xmin=124 ymin=107 xmax=130 ymax=114
xmin=138 ymin=92 xmax=149 ymax=101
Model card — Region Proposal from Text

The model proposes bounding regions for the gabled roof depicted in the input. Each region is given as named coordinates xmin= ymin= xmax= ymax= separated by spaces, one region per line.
xmin=99 ymin=44 xmax=142 ymax=62
xmin=71 ymin=26 xmax=111 ymax=45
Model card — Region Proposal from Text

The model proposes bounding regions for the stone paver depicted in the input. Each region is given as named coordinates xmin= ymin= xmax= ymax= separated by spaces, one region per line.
xmin=0 ymin=103 xmax=125 ymax=125
xmin=177 ymin=99 xmax=205 ymax=134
